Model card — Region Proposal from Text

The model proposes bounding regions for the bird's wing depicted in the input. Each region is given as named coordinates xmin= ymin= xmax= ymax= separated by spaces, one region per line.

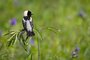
xmin=30 ymin=21 xmax=34 ymax=28
xmin=30 ymin=17 xmax=34 ymax=28
xmin=22 ymin=19 xmax=26 ymax=30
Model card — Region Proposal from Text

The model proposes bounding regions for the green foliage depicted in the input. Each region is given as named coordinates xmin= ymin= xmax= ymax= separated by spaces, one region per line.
xmin=0 ymin=0 xmax=90 ymax=60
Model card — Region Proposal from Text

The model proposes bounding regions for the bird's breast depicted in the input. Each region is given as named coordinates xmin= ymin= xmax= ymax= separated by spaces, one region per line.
xmin=26 ymin=20 xmax=32 ymax=31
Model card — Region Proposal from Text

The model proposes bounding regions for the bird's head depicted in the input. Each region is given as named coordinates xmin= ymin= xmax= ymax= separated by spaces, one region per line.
xmin=23 ymin=10 xmax=32 ymax=18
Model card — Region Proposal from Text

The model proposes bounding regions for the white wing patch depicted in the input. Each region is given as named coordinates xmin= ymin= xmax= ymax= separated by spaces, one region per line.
xmin=23 ymin=18 xmax=25 ymax=22
xmin=30 ymin=17 xmax=32 ymax=22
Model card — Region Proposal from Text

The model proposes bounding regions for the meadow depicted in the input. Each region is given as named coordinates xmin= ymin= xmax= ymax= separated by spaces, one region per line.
xmin=0 ymin=0 xmax=90 ymax=60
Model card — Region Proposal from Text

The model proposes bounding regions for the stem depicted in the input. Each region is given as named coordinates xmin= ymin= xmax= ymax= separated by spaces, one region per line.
xmin=34 ymin=28 xmax=42 ymax=60
xmin=38 ymin=37 xmax=40 ymax=60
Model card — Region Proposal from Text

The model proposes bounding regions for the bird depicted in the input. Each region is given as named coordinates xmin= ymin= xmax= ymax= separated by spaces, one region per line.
xmin=22 ymin=10 xmax=35 ymax=40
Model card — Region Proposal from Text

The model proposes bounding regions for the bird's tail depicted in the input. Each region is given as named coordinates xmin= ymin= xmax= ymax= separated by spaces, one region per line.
xmin=27 ymin=31 xmax=35 ymax=36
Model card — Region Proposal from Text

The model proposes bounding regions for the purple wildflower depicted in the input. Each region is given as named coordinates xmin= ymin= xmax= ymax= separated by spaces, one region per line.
xmin=75 ymin=47 xmax=80 ymax=52
xmin=71 ymin=47 xmax=80 ymax=58
xmin=78 ymin=9 xmax=86 ymax=19
xmin=10 ymin=18 xmax=17 ymax=26
xmin=29 ymin=38 xmax=34 ymax=45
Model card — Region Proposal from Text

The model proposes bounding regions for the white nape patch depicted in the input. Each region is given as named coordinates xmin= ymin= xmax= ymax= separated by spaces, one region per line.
xmin=26 ymin=20 xmax=32 ymax=31
xmin=24 ymin=10 xmax=28 ymax=16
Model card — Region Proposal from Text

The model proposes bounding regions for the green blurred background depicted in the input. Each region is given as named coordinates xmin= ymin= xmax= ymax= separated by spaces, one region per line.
xmin=0 ymin=0 xmax=90 ymax=60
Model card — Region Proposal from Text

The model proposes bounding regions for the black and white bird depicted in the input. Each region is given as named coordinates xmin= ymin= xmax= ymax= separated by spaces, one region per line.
xmin=22 ymin=10 xmax=35 ymax=40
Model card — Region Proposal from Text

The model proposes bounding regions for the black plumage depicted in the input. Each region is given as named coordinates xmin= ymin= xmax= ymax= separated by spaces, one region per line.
xmin=22 ymin=10 xmax=35 ymax=39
